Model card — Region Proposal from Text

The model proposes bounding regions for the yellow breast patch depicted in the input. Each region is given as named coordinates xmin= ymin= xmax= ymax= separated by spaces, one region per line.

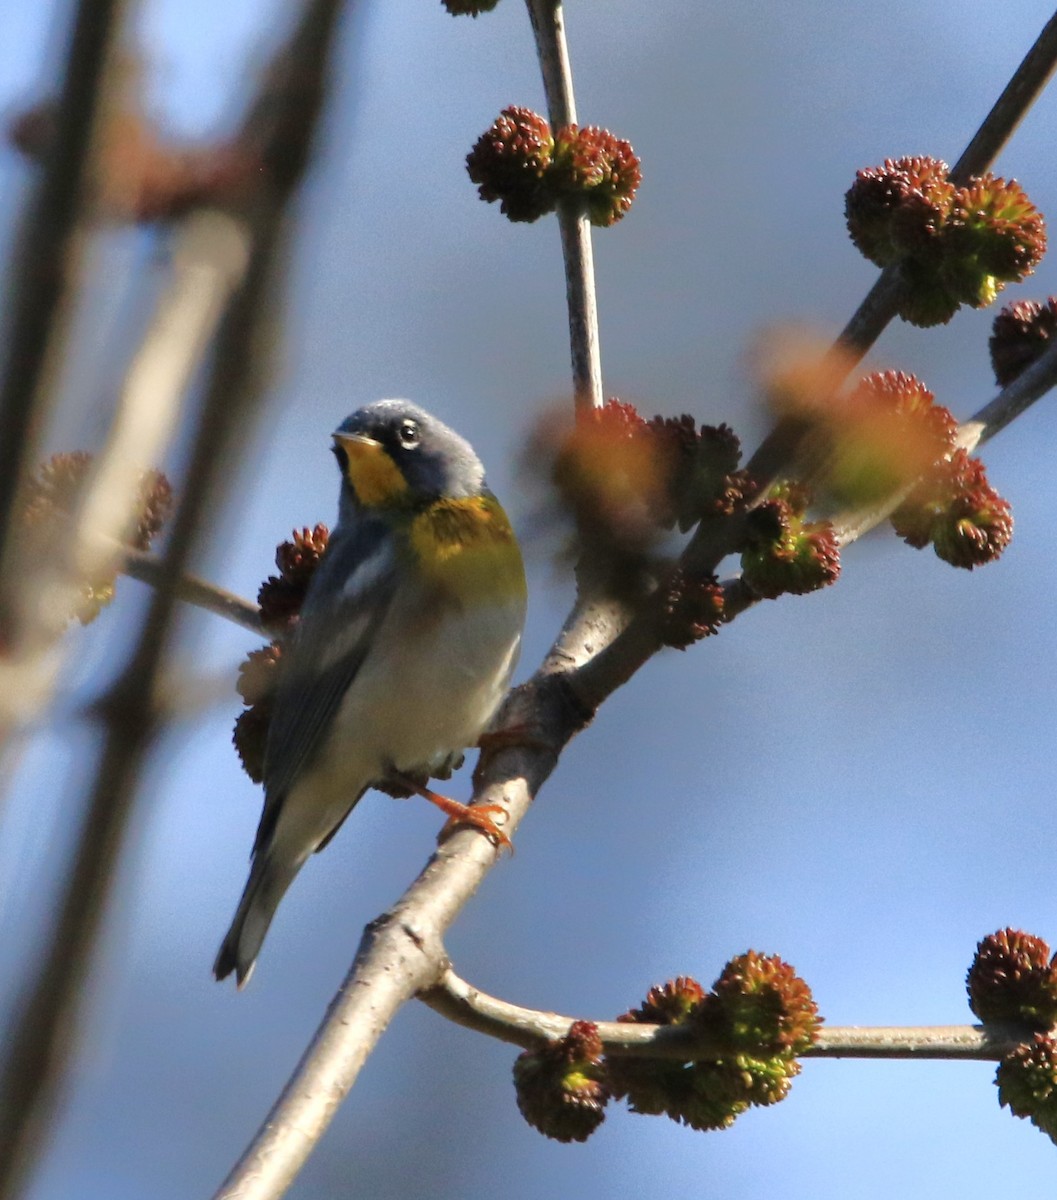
xmin=409 ymin=495 xmax=526 ymax=606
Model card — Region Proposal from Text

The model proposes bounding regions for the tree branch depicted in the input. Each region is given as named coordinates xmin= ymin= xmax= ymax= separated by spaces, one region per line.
xmin=525 ymin=0 xmax=603 ymax=412
xmin=0 ymin=210 xmax=252 ymax=750
xmin=121 ymin=549 xmax=262 ymax=634
xmin=420 ymin=966 xmax=1031 ymax=1061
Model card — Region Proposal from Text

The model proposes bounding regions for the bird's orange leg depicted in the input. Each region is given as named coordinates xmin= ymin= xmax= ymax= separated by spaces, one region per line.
xmin=390 ymin=772 xmax=512 ymax=851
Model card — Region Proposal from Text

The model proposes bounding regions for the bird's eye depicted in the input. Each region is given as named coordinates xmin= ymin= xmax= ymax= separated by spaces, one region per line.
xmin=397 ymin=419 xmax=420 ymax=449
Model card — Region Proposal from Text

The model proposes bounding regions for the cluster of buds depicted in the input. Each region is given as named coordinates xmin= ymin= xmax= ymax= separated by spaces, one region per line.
xmin=845 ymin=156 xmax=1046 ymax=326
xmin=989 ymin=297 xmax=1057 ymax=386
xmin=660 ymin=566 xmax=726 ymax=649
xmin=997 ymin=1034 xmax=1057 ymax=1147
xmin=604 ymin=954 xmax=821 ymax=1134
xmin=466 ymin=106 xmax=641 ymax=227
xmin=513 ymin=1021 xmax=610 ymax=1143
xmin=537 ymin=400 xmax=749 ymax=598
xmin=257 ymin=524 xmax=330 ymax=635
xmin=9 ymin=102 xmax=258 ymax=224
xmin=809 ymin=371 xmax=959 ymax=510
xmin=966 ymin=929 xmax=1057 ymax=1148
xmin=967 ymin=928 xmax=1057 ymax=1032
xmin=739 ymin=483 xmax=841 ymax=600
xmin=768 ymin=366 xmax=1012 ymax=572
xmin=20 ymin=452 xmax=172 ymax=624
xmin=232 ymin=525 xmax=329 ymax=780
xmin=890 ymin=448 xmax=1012 ymax=569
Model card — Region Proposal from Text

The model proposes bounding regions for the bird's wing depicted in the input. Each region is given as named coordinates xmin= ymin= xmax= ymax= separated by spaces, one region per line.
xmin=253 ymin=518 xmax=401 ymax=856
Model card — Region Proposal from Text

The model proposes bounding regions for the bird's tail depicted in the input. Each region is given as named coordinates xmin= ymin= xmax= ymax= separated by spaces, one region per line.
xmin=213 ymin=853 xmax=299 ymax=988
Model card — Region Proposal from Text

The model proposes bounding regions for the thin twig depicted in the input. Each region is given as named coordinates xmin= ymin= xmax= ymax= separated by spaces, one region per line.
xmin=121 ymin=549 xmax=262 ymax=634
xmin=420 ymin=966 xmax=1030 ymax=1061
xmin=525 ymin=0 xmax=602 ymax=412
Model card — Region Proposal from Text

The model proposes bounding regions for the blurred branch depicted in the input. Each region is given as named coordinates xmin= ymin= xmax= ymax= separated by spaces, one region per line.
xmin=0 ymin=1 xmax=350 ymax=1195
xmin=0 ymin=210 xmax=252 ymax=752
xmin=421 ymin=966 xmax=1031 ymax=1061
xmin=0 ymin=0 xmax=130 ymax=736
xmin=525 ymin=0 xmax=602 ymax=413
xmin=0 ymin=0 xmax=130 ymax=739
xmin=121 ymin=549 xmax=262 ymax=634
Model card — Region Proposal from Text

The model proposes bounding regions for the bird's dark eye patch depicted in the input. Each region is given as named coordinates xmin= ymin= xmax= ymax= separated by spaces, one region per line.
xmin=397 ymin=419 xmax=420 ymax=449
xmin=332 ymin=443 xmax=349 ymax=473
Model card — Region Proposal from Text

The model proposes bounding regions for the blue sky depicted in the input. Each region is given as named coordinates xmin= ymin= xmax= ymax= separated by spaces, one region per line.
xmin=2 ymin=1 xmax=1057 ymax=1197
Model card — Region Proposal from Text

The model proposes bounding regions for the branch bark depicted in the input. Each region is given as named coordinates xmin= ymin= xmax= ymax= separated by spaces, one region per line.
xmin=525 ymin=0 xmax=603 ymax=412
xmin=420 ymin=966 xmax=1032 ymax=1061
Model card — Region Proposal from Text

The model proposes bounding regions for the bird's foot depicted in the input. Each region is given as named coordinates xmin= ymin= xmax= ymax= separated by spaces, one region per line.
xmin=391 ymin=772 xmax=512 ymax=851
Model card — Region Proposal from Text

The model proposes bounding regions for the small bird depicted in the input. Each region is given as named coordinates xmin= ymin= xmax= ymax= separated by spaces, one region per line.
xmin=214 ymin=401 xmax=527 ymax=986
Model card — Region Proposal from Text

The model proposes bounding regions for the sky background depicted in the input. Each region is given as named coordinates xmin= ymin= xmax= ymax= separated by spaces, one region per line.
xmin=2 ymin=1 xmax=1057 ymax=1197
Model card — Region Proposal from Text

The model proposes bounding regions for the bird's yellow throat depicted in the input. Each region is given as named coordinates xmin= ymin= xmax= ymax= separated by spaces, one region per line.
xmin=410 ymin=496 xmax=526 ymax=606
xmin=334 ymin=432 xmax=409 ymax=507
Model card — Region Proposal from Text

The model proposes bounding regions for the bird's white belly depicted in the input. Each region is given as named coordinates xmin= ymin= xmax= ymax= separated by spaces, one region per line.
xmin=315 ymin=598 xmax=521 ymax=791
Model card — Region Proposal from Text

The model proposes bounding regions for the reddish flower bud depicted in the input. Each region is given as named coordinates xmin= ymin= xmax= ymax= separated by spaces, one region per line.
xmin=21 ymin=452 xmax=172 ymax=624
xmin=891 ymin=449 xmax=1012 ymax=569
xmin=551 ymin=125 xmax=642 ymax=226
xmin=698 ymin=951 xmax=822 ymax=1056
xmin=258 ymin=524 xmax=330 ymax=634
xmin=818 ymin=370 xmax=957 ymax=507
xmin=996 ymin=1034 xmax=1057 ymax=1146
xmin=945 ymin=177 xmax=1046 ymax=288
xmin=990 ymin=298 xmax=1057 ymax=386
xmin=845 ymin=157 xmax=953 ymax=267
xmin=846 ymin=158 xmax=1046 ymax=326
xmin=513 ymin=1020 xmax=609 ymax=1142
xmin=233 ymin=641 xmax=284 ymax=782
xmin=660 ymin=567 xmax=725 ymax=649
xmin=741 ymin=498 xmax=840 ymax=599
xmin=466 ymin=107 xmax=556 ymax=223
xmin=967 ymin=928 xmax=1057 ymax=1031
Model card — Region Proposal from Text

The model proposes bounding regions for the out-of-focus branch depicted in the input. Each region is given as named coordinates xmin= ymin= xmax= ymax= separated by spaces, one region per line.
xmin=0 ymin=1 xmax=350 ymax=1195
xmin=525 ymin=0 xmax=602 ymax=413
xmin=420 ymin=966 xmax=1030 ymax=1061
xmin=0 ymin=0 xmax=130 ymax=640
xmin=0 ymin=210 xmax=252 ymax=753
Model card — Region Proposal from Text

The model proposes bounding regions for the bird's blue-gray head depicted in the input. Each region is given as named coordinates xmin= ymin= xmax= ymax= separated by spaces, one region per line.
xmin=331 ymin=400 xmax=486 ymax=516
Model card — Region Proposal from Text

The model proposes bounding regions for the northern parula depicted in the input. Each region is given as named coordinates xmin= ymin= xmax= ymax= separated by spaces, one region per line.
xmin=214 ymin=400 xmax=527 ymax=986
